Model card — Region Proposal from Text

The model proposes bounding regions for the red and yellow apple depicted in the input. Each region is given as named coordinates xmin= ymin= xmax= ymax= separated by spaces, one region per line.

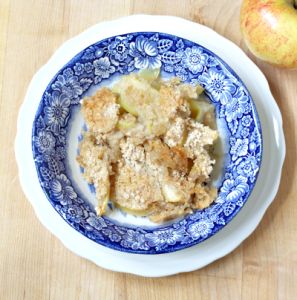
xmin=240 ymin=0 xmax=297 ymax=68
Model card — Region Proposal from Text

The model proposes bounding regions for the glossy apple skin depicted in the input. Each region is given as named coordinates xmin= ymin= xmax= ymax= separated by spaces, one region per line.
xmin=240 ymin=0 xmax=297 ymax=68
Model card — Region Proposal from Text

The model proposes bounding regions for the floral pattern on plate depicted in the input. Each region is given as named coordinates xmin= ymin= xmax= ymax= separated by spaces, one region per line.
xmin=32 ymin=32 xmax=262 ymax=254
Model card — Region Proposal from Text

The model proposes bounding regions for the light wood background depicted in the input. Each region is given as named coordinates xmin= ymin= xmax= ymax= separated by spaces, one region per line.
xmin=1 ymin=1 xmax=296 ymax=299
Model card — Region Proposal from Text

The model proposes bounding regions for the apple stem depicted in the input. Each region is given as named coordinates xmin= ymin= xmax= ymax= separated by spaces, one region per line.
xmin=295 ymin=0 xmax=297 ymax=8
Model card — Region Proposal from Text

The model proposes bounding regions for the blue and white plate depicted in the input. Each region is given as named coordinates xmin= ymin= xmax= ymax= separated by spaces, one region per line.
xmin=30 ymin=28 xmax=263 ymax=254
xmin=16 ymin=15 xmax=285 ymax=275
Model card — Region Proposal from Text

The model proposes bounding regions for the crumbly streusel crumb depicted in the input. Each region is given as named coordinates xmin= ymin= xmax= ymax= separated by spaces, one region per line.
xmin=120 ymin=139 xmax=145 ymax=172
xmin=82 ymin=88 xmax=120 ymax=134
xmin=164 ymin=117 xmax=186 ymax=148
xmin=77 ymin=71 xmax=220 ymax=222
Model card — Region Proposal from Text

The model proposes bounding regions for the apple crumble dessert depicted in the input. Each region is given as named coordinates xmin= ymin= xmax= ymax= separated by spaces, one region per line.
xmin=77 ymin=69 xmax=219 ymax=222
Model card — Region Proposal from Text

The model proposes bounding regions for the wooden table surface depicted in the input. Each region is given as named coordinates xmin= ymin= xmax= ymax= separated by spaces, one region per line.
xmin=1 ymin=1 xmax=296 ymax=299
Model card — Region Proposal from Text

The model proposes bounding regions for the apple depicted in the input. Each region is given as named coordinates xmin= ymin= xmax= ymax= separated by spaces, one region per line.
xmin=240 ymin=0 xmax=297 ymax=68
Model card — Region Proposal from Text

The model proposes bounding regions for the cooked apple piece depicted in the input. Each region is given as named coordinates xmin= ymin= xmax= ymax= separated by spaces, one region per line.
xmin=203 ymin=110 xmax=216 ymax=129
xmin=149 ymin=203 xmax=192 ymax=223
xmin=112 ymin=74 xmax=159 ymax=116
xmin=187 ymin=97 xmax=214 ymax=123
xmin=161 ymin=183 xmax=184 ymax=203
xmin=178 ymin=82 xmax=204 ymax=99
xmin=196 ymin=84 xmax=204 ymax=95
xmin=115 ymin=203 xmax=152 ymax=216
xmin=145 ymin=120 xmax=154 ymax=134
xmin=188 ymin=98 xmax=201 ymax=119
xmin=196 ymin=101 xmax=215 ymax=123
xmin=95 ymin=177 xmax=110 ymax=216
xmin=116 ymin=113 xmax=137 ymax=131
xmin=138 ymin=68 xmax=160 ymax=83
xmin=117 ymin=95 xmax=138 ymax=116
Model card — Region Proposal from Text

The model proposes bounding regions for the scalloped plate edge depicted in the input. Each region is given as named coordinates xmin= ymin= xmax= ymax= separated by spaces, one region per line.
xmin=15 ymin=15 xmax=285 ymax=277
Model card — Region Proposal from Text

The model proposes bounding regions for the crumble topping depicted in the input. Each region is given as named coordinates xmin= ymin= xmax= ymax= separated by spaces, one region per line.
xmin=77 ymin=69 xmax=220 ymax=222
xmin=164 ymin=117 xmax=186 ymax=147
xmin=120 ymin=139 xmax=145 ymax=172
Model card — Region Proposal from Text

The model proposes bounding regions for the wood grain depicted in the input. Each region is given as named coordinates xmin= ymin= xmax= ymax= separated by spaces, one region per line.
xmin=0 ymin=1 xmax=296 ymax=299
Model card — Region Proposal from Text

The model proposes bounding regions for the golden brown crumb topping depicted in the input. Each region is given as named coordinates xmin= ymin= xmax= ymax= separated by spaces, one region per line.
xmin=77 ymin=69 xmax=219 ymax=223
